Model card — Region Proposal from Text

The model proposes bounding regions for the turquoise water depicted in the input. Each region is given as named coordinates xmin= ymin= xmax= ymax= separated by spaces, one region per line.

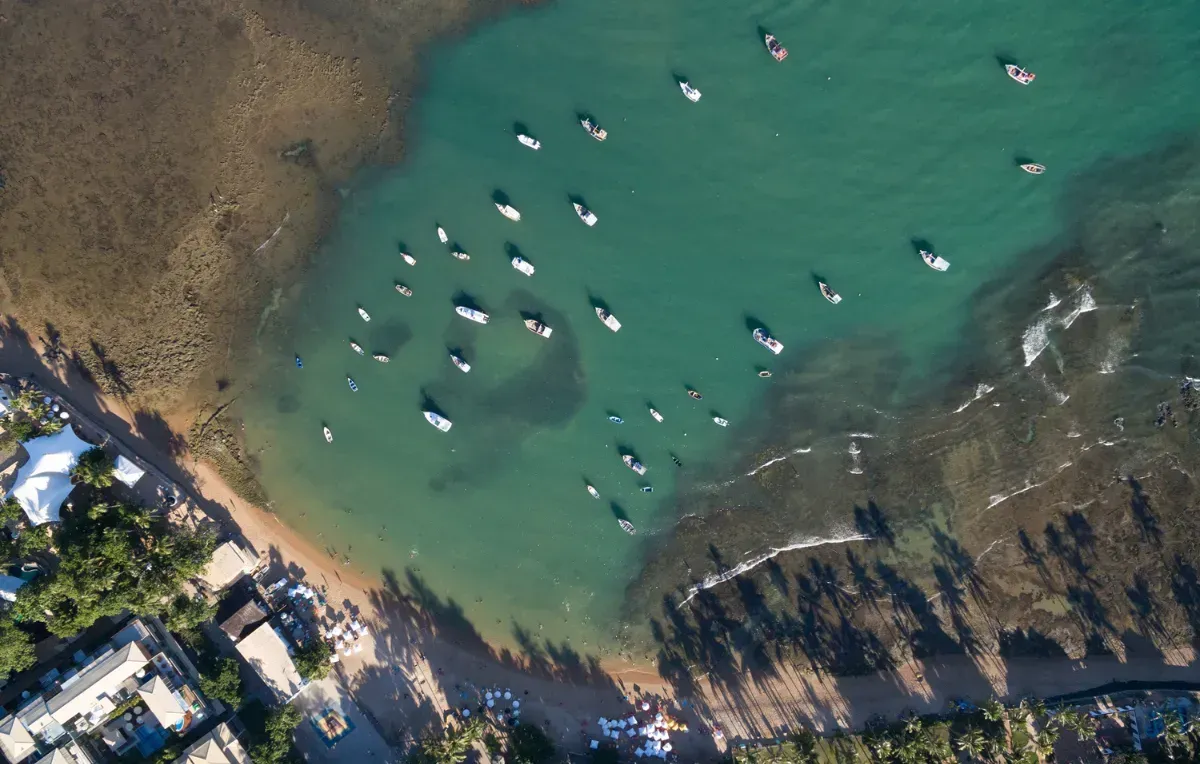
xmin=239 ymin=0 xmax=1200 ymax=649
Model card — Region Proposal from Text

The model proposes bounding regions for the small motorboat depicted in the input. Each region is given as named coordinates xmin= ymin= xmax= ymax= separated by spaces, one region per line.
xmin=512 ymin=257 xmax=535 ymax=276
xmin=758 ymin=370 xmax=772 ymax=378
xmin=524 ymin=319 xmax=553 ymax=338
xmin=649 ymin=408 xmax=664 ymax=423
xmin=587 ymin=485 xmax=600 ymax=499
xmin=819 ymin=282 xmax=842 ymax=304
xmin=687 ymin=389 xmax=703 ymax=401
xmin=920 ymin=250 xmax=950 ymax=271
xmin=574 ymin=203 xmax=598 ymax=226
xmin=609 ymin=416 xmax=624 ymax=424
xmin=679 ymin=81 xmax=702 ymax=102
xmin=450 ymin=251 xmax=470 ymax=261
xmin=424 ymin=411 xmax=452 ymax=432
xmin=451 ymin=353 xmax=471 ymax=373
xmin=1020 ymin=163 xmax=1046 ymax=175
xmin=1005 ymin=64 xmax=1035 ymax=85
xmin=395 ymin=284 xmax=413 ymax=297
xmin=765 ymin=34 xmax=788 ymax=62
xmin=437 ymin=226 xmax=449 ymax=243
xmin=581 ymin=118 xmax=607 ymax=141
xmin=401 ymin=252 xmax=417 ymax=266
xmin=347 ymin=376 xmax=359 ymax=392
xmin=455 ymin=306 xmax=490 ymax=324
xmin=358 ymin=307 xmax=371 ymax=322
xmin=713 ymin=416 xmax=729 ymax=427
xmin=595 ymin=307 xmax=621 ymax=332
xmin=349 ymin=341 xmax=364 ymax=355
xmin=496 ymin=203 xmax=521 ymax=221
xmin=640 ymin=486 xmax=653 ymax=493
xmin=323 ymin=426 xmax=332 ymax=443
xmin=373 ymin=354 xmax=390 ymax=363
xmin=618 ymin=519 xmax=637 ymax=535
xmin=623 ymin=455 xmax=647 ymax=475
xmin=753 ymin=328 xmax=783 ymax=355
xmin=518 ymin=134 xmax=541 ymax=150
xmin=295 ymin=355 xmax=303 ymax=368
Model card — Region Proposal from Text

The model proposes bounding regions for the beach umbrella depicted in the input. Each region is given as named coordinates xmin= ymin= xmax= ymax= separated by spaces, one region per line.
xmin=590 ymin=742 xmax=599 ymax=750
xmin=628 ymin=716 xmax=637 ymax=726
xmin=663 ymin=743 xmax=673 ymax=752
xmin=504 ymin=691 xmax=512 ymax=699
xmin=655 ymin=714 xmax=663 ymax=722
xmin=486 ymin=692 xmax=494 ymax=700
xmin=462 ymin=709 xmax=471 ymax=718
xmin=642 ymin=702 xmax=651 ymax=711
xmin=599 ymin=717 xmax=608 ymax=725
xmin=512 ymin=700 xmax=520 ymax=708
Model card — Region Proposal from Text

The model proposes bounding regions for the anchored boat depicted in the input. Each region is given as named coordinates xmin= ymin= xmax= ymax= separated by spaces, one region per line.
xmin=608 ymin=416 xmax=624 ymax=424
xmin=349 ymin=341 xmax=364 ymax=355
xmin=373 ymin=354 xmax=390 ymax=363
xmin=920 ymin=250 xmax=950 ymax=271
xmin=323 ymin=426 xmax=332 ymax=443
xmin=623 ymin=454 xmax=647 ymax=475
xmin=450 ymin=251 xmax=470 ymax=261
xmin=765 ymin=34 xmax=788 ymax=62
xmin=618 ymin=519 xmax=637 ymax=535
xmin=347 ymin=376 xmax=358 ymax=392
xmin=595 ymin=307 xmax=621 ymax=332
xmin=437 ymin=226 xmax=449 ymax=243
xmin=517 ymin=134 xmax=541 ymax=150
xmin=496 ymin=203 xmax=521 ymax=221
xmin=401 ymin=252 xmax=417 ymax=266
xmin=679 ymin=81 xmax=702 ymax=102
xmin=581 ymin=118 xmax=607 ymax=141
xmin=713 ymin=416 xmax=729 ymax=427
xmin=1020 ymin=163 xmax=1046 ymax=175
xmin=455 ymin=306 xmax=490 ymax=324
xmin=511 ymin=257 xmax=535 ymax=276
xmin=819 ymin=282 xmax=843 ymax=304
xmin=753 ymin=328 xmax=783 ymax=355
xmin=649 ymin=408 xmax=664 ymax=423
xmin=451 ymin=353 xmax=471 ymax=373
xmin=587 ymin=485 xmax=600 ymax=499
xmin=687 ymin=389 xmax=703 ymax=401
xmin=424 ymin=411 xmax=452 ymax=432
xmin=1005 ymin=64 xmax=1035 ymax=85
xmin=395 ymin=284 xmax=413 ymax=296
xmin=524 ymin=319 xmax=553 ymax=338
xmin=574 ymin=203 xmax=598 ymax=226
xmin=295 ymin=355 xmax=303 ymax=368
xmin=358 ymin=307 xmax=371 ymax=321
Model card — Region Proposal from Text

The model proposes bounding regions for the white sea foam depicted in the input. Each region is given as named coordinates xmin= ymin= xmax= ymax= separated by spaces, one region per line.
xmin=1022 ymin=286 xmax=1097 ymax=367
xmin=1042 ymin=292 xmax=1062 ymax=311
xmin=254 ymin=211 xmax=291 ymax=254
xmin=953 ymin=383 xmax=996 ymax=413
xmin=745 ymin=446 xmax=812 ymax=476
xmin=680 ymin=532 xmax=871 ymax=606
xmin=986 ymin=460 xmax=1075 ymax=509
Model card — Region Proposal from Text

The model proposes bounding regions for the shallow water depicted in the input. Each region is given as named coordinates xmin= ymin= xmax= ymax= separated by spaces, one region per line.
xmin=238 ymin=0 xmax=1200 ymax=650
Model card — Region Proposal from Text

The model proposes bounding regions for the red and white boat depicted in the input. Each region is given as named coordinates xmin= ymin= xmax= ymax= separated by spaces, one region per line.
xmin=765 ymin=34 xmax=788 ymax=62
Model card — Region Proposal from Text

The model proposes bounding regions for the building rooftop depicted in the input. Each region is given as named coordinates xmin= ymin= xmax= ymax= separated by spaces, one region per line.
xmin=137 ymin=675 xmax=187 ymax=732
xmin=44 ymin=641 xmax=151 ymax=729
xmin=218 ymin=600 xmax=270 ymax=644
xmin=0 ymin=713 xmax=36 ymax=764
xmin=201 ymin=542 xmax=257 ymax=592
xmin=234 ymin=622 xmax=305 ymax=703
xmin=172 ymin=722 xmax=250 ymax=764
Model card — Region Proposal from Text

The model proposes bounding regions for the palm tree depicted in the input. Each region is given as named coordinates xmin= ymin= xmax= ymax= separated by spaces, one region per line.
xmin=956 ymin=726 xmax=986 ymax=759
xmin=1161 ymin=714 xmax=1194 ymax=761
xmin=72 ymin=447 xmax=114 ymax=488
xmin=981 ymin=700 xmax=1006 ymax=724
xmin=1025 ymin=728 xmax=1058 ymax=762
xmin=1054 ymin=709 xmax=1096 ymax=741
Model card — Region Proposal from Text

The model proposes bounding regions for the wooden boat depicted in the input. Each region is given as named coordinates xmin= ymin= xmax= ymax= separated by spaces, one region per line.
xmin=587 ymin=485 xmax=600 ymax=499
xmin=1005 ymin=64 xmax=1035 ymax=85
xmin=687 ymin=389 xmax=702 ymax=400
xmin=401 ymin=252 xmax=416 ymax=266
xmin=581 ymin=118 xmax=607 ymax=141
xmin=713 ymin=416 xmax=729 ymax=427
xmin=395 ymin=284 xmax=413 ymax=296
xmin=679 ymin=81 xmax=702 ymax=102
xmin=450 ymin=251 xmax=470 ymax=261
xmin=524 ymin=319 xmax=553 ymax=338
xmin=1020 ymin=163 xmax=1046 ymax=175
xmin=358 ymin=307 xmax=371 ymax=321
xmin=347 ymin=376 xmax=358 ymax=392
xmin=455 ymin=306 xmax=490 ymax=324
xmin=920 ymin=250 xmax=950 ymax=271
xmin=424 ymin=411 xmax=452 ymax=432
xmin=323 ymin=426 xmax=332 ymax=443
xmin=518 ymin=134 xmax=541 ymax=150
xmin=753 ymin=328 xmax=783 ymax=355
xmin=496 ymin=203 xmax=521 ymax=221
xmin=758 ymin=370 xmax=772 ymax=378
xmin=437 ymin=226 xmax=449 ymax=243
xmin=649 ymin=408 xmax=664 ymax=423
xmin=511 ymin=257 xmax=535 ymax=276
xmin=349 ymin=341 xmax=364 ymax=355
xmin=819 ymin=282 xmax=842 ymax=304
xmin=574 ymin=203 xmax=598 ymax=226
xmin=373 ymin=354 xmax=390 ymax=363
xmin=595 ymin=307 xmax=621 ymax=332
xmin=765 ymin=34 xmax=788 ymax=62
xmin=451 ymin=353 xmax=471 ymax=373
xmin=623 ymin=455 xmax=647 ymax=475
xmin=618 ymin=519 xmax=637 ymax=535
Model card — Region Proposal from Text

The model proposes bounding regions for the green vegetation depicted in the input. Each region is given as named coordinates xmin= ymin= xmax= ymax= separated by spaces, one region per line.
xmin=246 ymin=703 xmax=303 ymax=764
xmin=165 ymin=592 xmax=217 ymax=637
xmin=198 ymin=656 xmax=245 ymax=710
xmin=6 ymin=418 xmax=36 ymax=442
xmin=292 ymin=638 xmax=332 ymax=682
xmin=0 ymin=618 xmax=37 ymax=678
xmin=11 ymin=501 xmax=215 ymax=637
xmin=414 ymin=717 xmax=485 ymax=764
xmin=0 ymin=497 xmax=24 ymax=525
xmin=507 ymin=723 xmax=556 ymax=764
xmin=72 ymin=446 xmax=114 ymax=488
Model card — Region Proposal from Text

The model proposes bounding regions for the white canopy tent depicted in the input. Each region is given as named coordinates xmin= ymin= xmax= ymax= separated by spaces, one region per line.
xmin=112 ymin=455 xmax=146 ymax=488
xmin=6 ymin=424 xmax=92 ymax=525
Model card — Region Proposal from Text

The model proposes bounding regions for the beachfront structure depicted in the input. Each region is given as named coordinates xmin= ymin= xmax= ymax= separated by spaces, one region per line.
xmin=234 ymin=621 xmax=308 ymax=703
xmin=201 ymin=541 xmax=258 ymax=592
xmin=0 ymin=619 xmax=209 ymax=762
xmin=111 ymin=455 xmax=146 ymax=489
xmin=171 ymin=722 xmax=251 ymax=764
xmin=5 ymin=425 xmax=92 ymax=525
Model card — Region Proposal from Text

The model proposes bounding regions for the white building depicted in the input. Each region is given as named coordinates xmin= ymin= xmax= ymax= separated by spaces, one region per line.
xmin=234 ymin=621 xmax=307 ymax=703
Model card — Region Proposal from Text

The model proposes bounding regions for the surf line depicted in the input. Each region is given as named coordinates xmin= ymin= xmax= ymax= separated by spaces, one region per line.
xmin=253 ymin=211 xmax=291 ymax=254
xmin=679 ymin=532 xmax=871 ymax=607
xmin=746 ymin=446 xmax=812 ymax=476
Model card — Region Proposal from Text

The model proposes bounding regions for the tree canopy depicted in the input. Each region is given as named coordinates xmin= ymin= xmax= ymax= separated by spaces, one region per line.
xmin=417 ymin=717 xmax=485 ymax=764
xmin=292 ymin=638 xmax=332 ymax=682
xmin=165 ymin=592 xmax=217 ymax=636
xmin=0 ymin=618 xmax=37 ymax=679
xmin=198 ymin=656 xmax=245 ymax=711
xmin=72 ymin=446 xmax=114 ymax=488
xmin=248 ymin=704 xmax=303 ymax=764
xmin=508 ymin=724 xmax=556 ymax=764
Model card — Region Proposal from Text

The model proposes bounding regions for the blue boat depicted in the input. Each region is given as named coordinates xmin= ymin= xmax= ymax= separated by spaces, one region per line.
xmin=347 ymin=376 xmax=358 ymax=392
xmin=295 ymin=355 xmax=303 ymax=368
xmin=608 ymin=416 xmax=624 ymax=424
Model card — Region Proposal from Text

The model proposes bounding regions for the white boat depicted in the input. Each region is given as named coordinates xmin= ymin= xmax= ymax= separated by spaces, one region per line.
xmin=401 ymin=252 xmax=416 ymax=266
xmin=679 ymin=81 xmax=702 ymax=102
xmin=618 ymin=519 xmax=636 ymax=535
xmin=511 ymin=257 xmax=535 ymax=276
xmin=819 ymin=282 xmax=842 ymax=304
xmin=518 ymin=134 xmax=541 ymax=150
xmin=358 ymin=307 xmax=371 ymax=322
xmin=920 ymin=250 xmax=950 ymax=271
xmin=765 ymin=34 xmax=788 ymax=62
xmin=451 ymin=251 xmax=470 ymax=261
xmin=373 ymin=354 xmax=390 ymax=363
xmin=347 ymin=376 xmax=358 ymax=392
xmin=713 ymin=416 xmax=729 ymax=427
xmin=437 ymin=226 xmax=449 ymax=243
xmin=496 ymin=203 xmax=521 ymax=221
xmin=587 ymin=485 xmax=600 ymax=499
xmin=524 ymin=319 xmax=553 ymax=338
xmin=581 ymin=118 xmax=607 ymax=141
xmin=574 ymin=203 xmax=598 ymax=226
xmin=451 ymin=354 xmax=471 ymax=373
xmin=649 ymin=408 xmax=663 ymax=423
xmin=595 ymin=307 xmax=621 ymax=332
xmin=395 ymin=284 xmax=413 ymax=296
xmin=455 ymin=306 xmax=490 ymax=324
xmin=424 ymin=411 xmax=452 ymax=432
xmin=1020 ymin=163 xmax=1046 ymax=175
xmin=323 ymin=427 xmax=332 ymax=443
xmin=349 ymin=341 xmax=364 ymax=355
xmin=753 ymin=328 xmax=783 ymax=355
xmin=623 ymin=454 xmax=647 ymax=475
xmin=1005 ymin=64 xmax=1035 ymax=85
